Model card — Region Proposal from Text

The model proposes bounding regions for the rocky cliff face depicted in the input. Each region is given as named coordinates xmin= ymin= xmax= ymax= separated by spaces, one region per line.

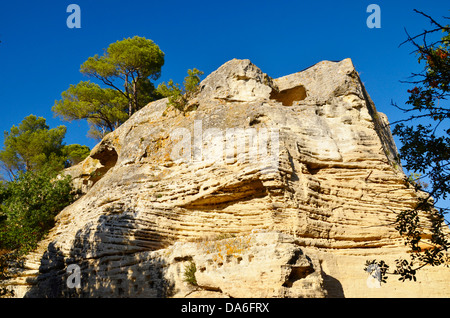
xmin=4 ymin=58 xmax=450 ymax=298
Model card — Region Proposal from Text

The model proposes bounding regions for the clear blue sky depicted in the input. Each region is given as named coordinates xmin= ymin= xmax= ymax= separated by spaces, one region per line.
xmin=0 ymin=1 xmax=447 ymax=155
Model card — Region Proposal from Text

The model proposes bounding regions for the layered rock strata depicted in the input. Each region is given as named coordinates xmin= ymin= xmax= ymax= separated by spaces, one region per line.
xmin=3 ymin=58 xmax=450 ymax=298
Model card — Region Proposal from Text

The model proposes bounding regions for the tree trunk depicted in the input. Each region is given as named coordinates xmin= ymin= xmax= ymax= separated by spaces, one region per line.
xmin=133 ymin=79 xmax=138 ymax=115
xmin=125 ymin=82 xmax=132 ymax=117
xmin=128 ymin=99 xmax=133 ymax=117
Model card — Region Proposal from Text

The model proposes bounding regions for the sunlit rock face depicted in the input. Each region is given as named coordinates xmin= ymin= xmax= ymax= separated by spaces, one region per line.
xmin=4 ymin=58 xmax=450 ymax=298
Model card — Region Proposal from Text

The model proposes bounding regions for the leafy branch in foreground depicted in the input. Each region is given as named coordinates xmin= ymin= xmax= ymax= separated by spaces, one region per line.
xmin=364 ymin=260 xmax=389 ymax=283
xmin=370 ymin=10 xmax=450 ymax=283
xmin=364 ymin=255 xmax=447 ymax=284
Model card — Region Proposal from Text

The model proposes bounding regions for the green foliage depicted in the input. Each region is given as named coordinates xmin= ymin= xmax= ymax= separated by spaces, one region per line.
xmin=0 ymin=115 xmax=67 ymax=177
xmin=0 ymin=166 xmax=74 ymax=254
xmin=157 ymin=68 xmax=204 ymax=112
xmin=62 ymin=144 xmax=91 ymax=166
xmin=55 ymin=36 xmax=164 ymax=139
xmin=156 ymin=79 xmax=183 ymax=110
xmin=0 ymin=114 xmax=82 ymax=292
xmin=80 ymin=36 xmax=165 ymax=117
xmin=184 ymin=68 xmax=204 ymax=93
xmin=0 ymin=115 xmax=89 ymax=178
xmin=183 ymin=260 xmax=197 ymax=286
xmin=53 ymin=81 xmax=129 ymax=140
xmin=0 ymin=168 xmax=74 ymax=295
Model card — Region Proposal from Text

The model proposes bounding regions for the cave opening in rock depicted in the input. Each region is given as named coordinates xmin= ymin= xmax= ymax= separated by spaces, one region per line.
xmin=270 ymin=85 xmax=307 ymax=106
xmin=90 ymin=146 xmax=118 ymax=183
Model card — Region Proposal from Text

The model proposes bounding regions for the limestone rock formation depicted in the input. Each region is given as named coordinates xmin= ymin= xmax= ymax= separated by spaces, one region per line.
xmin=3 ymin=58 xmax=450 ymax=298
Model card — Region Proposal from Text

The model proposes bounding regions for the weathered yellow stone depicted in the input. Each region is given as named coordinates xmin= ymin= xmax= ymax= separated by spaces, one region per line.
xmin=3 ymin=58 xmax=449 ymax=298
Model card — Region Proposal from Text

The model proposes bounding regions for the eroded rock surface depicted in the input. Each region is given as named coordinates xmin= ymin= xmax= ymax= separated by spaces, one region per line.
xmin=3 ymin=58 xmax=450 ymax=298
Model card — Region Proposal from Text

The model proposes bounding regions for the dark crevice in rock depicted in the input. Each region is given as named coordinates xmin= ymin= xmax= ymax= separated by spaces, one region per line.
xmin=181 ymin=179 xmax=268 ymax=209
xmin=270 ymin=86 xmax=307 ymax=106
xmin=282 ymin=266 xmax=315 ymax=288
